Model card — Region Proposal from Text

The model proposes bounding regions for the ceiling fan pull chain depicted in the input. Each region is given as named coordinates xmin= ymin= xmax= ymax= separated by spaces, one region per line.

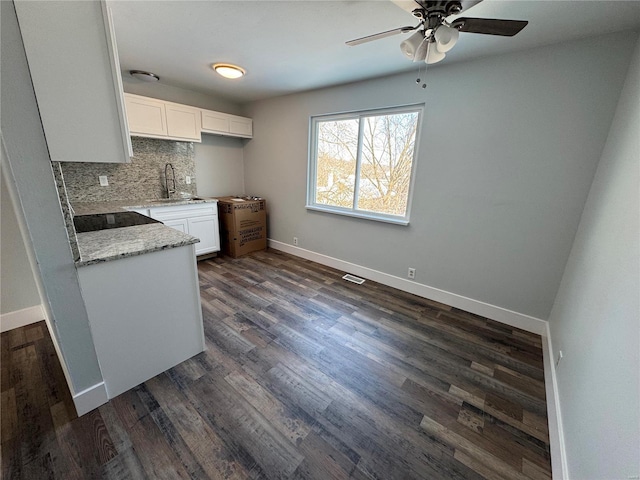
xmin=418 ymin=62 xmax=427 ymax=89
xmin=422 ymin=58 xmax=427 ymax=87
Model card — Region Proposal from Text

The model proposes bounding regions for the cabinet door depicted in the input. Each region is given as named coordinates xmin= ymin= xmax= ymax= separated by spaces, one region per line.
xmin=125 ymin=94 xmax=167 ymax=136
xmin=229 ymin=117 xmax=253 ymax=138
xmin=166 ymin=104 xmax=201 ymax=141
xmin=187 ymin=215 xmax=220 ymax=255
xmin=201 ymin=110 xmax=230 ymax=134
xmin=163 ymin=218 xmax=188 ymax=233
xmin=15 ymin=1 xmax=132 ymax=163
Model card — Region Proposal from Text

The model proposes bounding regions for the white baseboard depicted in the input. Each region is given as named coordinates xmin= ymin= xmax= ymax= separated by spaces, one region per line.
xmin=268 ymin=240 xmax=547 ymax=334
xmin=269 ymin=239 xmax=567 ymax=475
xmin=1 ymin=306 xmax=107 ymax=417
xmin=72 ymin=382 xmax=108 ymax=416
xmin=0 ymin=304 xmax=45 ymax=332
xmin=542 ymin=324 xmax=569 ymax=480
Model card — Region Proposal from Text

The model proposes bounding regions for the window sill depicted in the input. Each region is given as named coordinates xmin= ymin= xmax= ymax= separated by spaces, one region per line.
xmin=305 ymin=205 xmax=409 ymax=226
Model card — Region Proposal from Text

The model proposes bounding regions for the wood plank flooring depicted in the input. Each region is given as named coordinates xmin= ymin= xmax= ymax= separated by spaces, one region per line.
xmin=1 ymin=249 xmax=552 ymax=479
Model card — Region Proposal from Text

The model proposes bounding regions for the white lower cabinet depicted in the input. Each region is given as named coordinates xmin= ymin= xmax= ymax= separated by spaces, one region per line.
xmin=163 ymin=218 xmax=188 ymax=234
xmin=187 ymin=215 xmax=220 ymax=255
xmin=148 ymin=202 xmax=219 ymax=256
xmin=78 ymin=245 xmax=205 ymax=399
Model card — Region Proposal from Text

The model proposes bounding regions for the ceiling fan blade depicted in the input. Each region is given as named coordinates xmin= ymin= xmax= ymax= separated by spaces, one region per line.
xmin=451 ymin=17 xmax=528 ymax=36
xmin=455 ymin=0 xmax=484 ymax=15
xmin=391 ymin=0 xmax=422 ymax=15
xmin=396 ymin=0 xmax=484 ymax=16
xmin=346 ymin=25 xmax=418 ymax=46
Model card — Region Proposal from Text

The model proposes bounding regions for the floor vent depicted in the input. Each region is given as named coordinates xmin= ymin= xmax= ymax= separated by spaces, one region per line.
xmin=342 ymin=274 xmax=365 ymax=285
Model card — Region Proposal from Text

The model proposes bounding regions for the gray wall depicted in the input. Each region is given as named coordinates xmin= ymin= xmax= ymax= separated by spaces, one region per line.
xmin=0 ymin=158 xmax=41 ymax=315
xmin=548 ymin=37 xmax=640 ymax=480
xmin=243 ymin=30 xmax=638 ymax=320
xmin=1 ymin=1 xmax=103 ymax=394
xmin=194 ymin=134 xmax=245 ymax=197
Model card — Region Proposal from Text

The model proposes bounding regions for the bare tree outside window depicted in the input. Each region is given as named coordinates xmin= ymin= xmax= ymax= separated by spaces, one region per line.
xmin=315 ymin=119 xmax=358 ymax=208
xmin=310 ymin=107 xmax=421 ymax=222
xmin=359 ymin=113 xmax=418 ymax=216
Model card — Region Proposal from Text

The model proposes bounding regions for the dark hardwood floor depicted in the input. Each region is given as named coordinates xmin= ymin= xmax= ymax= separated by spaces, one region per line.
xmin=1 ymin=249 xmax=552 ymax=479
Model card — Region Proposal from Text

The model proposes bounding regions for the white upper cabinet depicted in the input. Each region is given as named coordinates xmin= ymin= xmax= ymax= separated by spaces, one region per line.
xmin=201 ymin=110 xmax=230 ymax=134
xmin=229 ymin=116 xmax=253 ymax=138
xmin=125 ymin=95 xmax=167 ymax=137
xmin=15 ymin=1 xmax=132 ymax=163
xmin=124 ymin=94 xmax=252 ymax=141
xmin=124 ymin=94 xmax=202 ymax=142
xmin=201 ymin=109 xmax=253 ymax=138
xmin=166 ymin=104 xmax=202 ymax=141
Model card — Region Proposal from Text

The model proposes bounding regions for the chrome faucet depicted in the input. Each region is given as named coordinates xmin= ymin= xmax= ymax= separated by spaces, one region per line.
xmin=164 ymin=163 xmax=176 ymax=198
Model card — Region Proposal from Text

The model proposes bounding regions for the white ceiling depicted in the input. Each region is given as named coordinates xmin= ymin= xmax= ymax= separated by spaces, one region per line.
xmin=109 ymin=0 xmax=640 ymax=104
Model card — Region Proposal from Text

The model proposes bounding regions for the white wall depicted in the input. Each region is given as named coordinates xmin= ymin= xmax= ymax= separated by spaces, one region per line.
xmin=0 ymin=164 xmax=41 ymax=315
xmin=548 ymin=36 xmax=640 ymax=480
xmin=194 ymin=134 xmax=245 ymax=197
xmin=243 ymin=31 xmax=638 ymax=320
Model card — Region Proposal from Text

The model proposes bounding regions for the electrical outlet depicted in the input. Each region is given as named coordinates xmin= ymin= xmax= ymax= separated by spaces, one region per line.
xmin=99 ymin=175 xmax=108 ymax=186
xmin=185 ymin=176 xmax=191 ymax=184
xmin=408 ymin=267 xmax=416 ymax=279
xmin=556 ymin=350 xmax=564 ymax=367
xmin=293 ymin=237 xmax=298 ymax=246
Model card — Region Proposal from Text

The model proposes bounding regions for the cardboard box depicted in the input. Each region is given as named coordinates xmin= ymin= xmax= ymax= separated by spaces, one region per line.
xmin=217 ymin=196 xmax=267 ymax=258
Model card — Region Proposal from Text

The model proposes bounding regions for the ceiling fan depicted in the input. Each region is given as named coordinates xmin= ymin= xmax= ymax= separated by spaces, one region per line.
xmin=346 ymin=0 xmax=528 ymax=64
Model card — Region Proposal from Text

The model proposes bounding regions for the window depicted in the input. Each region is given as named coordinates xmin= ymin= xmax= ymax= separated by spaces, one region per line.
xmin=307 ymin=105 xmax=422 ymax=225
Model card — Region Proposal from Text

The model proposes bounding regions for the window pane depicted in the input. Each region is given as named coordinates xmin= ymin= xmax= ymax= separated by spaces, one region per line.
xmin=358 ymin=112 xmax=418 ymax=216
xmin=315 ymin=119 xmax=359 ymax=208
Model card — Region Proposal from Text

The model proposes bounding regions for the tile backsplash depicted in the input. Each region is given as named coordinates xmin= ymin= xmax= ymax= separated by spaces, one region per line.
xmin=59 ymin=137 xmax=198 ymax=203
xmin=51 ymin=162 xmax=80 ymax=262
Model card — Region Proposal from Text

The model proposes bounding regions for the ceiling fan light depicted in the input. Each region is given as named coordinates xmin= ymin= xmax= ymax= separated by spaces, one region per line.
xmin=434 ymin=25 xmax=459 ymax=53
xmin=212 ymin=63 xmax=246 ymax=79
xmin=400 ymin=31 xmax=424 ymax=60
xmin=425 ymin=41 xmax=446 ymax=64
xmin=413 ymin=37 xmax=428 ymax=62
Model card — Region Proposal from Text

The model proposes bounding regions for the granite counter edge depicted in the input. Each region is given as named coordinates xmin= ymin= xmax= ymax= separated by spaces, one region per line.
xmin=75 ymin=224 xmax=200 ymax=268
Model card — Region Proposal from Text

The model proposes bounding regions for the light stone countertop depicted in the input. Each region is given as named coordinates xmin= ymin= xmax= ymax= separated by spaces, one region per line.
xmin=73 ymin=198 xmax=219 ymax=267
xmin=76 ymin=224 xmax=199 ymax=267
xmin=72 ymin=197 xmax=219 ymax=216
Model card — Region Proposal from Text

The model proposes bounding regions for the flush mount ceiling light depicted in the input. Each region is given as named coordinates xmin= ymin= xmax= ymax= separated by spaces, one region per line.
xmin=129 ymin=70 xmax=160 ymax=82
xmin=212 ymin=63 xmax=246 ymax=79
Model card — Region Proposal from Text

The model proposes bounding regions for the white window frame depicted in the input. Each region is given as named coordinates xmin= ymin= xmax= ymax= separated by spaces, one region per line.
xmin=306 ymin=104 xmax=423 ymax=226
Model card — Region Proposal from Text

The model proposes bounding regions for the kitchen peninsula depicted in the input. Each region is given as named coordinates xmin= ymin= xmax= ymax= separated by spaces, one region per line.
xmin=72 ymin=197 xmax=220 ymax=265
xmin=71 ymin=197 xmax=216 ymax=399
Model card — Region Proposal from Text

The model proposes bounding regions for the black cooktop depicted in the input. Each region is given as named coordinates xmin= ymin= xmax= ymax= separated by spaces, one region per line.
xmin=73 ymin=212 xmax=160 ymax=233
